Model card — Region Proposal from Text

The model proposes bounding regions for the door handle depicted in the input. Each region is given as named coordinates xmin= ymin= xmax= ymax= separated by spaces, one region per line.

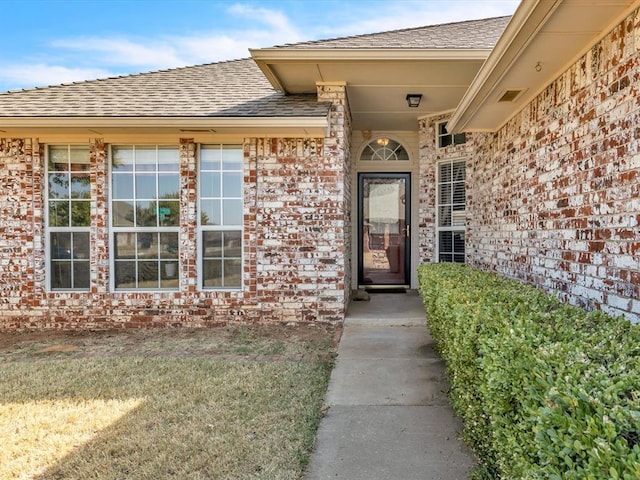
xmin=403 ymin=225 xmax=410 ymax=237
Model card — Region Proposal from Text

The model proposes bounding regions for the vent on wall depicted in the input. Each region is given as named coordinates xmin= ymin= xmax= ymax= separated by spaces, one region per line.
xmin=498 ymin=89 xmax=525 ymax=102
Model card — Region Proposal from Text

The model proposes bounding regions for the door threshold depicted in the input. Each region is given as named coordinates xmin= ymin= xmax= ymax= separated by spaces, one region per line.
xmin=362 ymin=285 xmax=409 ymax=293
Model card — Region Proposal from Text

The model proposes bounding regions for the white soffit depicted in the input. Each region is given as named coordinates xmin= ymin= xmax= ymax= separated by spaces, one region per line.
xmin=251 ymin=49 xmax=490 ymax=131
xmin=448 ymin=0 xmax=640 ymax=133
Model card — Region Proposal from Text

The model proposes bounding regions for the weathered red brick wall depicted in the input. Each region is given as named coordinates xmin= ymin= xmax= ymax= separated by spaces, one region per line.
xmin=469 ymin=10 xmax=640 ymax=322
xmin=0 ymin=88 xmax=350 ymax=329
xmin=0 ymin=139 xmax=45 ymax=316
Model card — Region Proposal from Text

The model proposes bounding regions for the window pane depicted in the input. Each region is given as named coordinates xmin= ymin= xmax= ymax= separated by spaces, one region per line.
xmin=138 ymin=261 xmax=159 ymax=287
xmin=453 ymin=182 xmax=465 ymax=205
xmin=222 ymin=172 xmax=242 ymax=197
xmin=71 ymin=200 xmax=90 ymax=227
xmin=51 ymin=232 xmax=72 ymax=259
xmin=74 ymin=232 xmax=90 ymax=259
xmin=137 ymin=232 xmax=157 ymax=257
xmin=112 ymin=146 xmax=133 ymax=172
xmin=453 ymin=161 xmax=466 ymax=181
xmin=158 ymin=147 xmax=179 ymax=171
xmin=49 ymin=201 xmax=70 ymax=227
xmin=160 ymin=232 xmax=179 ymax=258
xmin=73 ymin=261 xmax=90 ymax=289
xmin=201 ymin=199 xmax=221 ymax=226
xmin=112 ymin=201 xmax=135 ymax=227
xmin=203 ymin=259 xmax=223 ymax=287
xmin=203 ymin=231 xmax=222 ymax=256
xmin=135 ymin=147 xmax=157 ymax=172
xmin=71 ymin=173 xmax=90 ymax=198
xmin=453 ymin=133 xmax=467 ymax=145
xmin=454 ymin=232 xmax=466 ymax=253
xmin=439 ymin=231 xmax=452 ymax=253
xmin=201 ymin=146 xmax=221 ymax=170
xmin=201 ymin=172 xmax=220 ymax=198
xmin=69 ymin=146 xmax=90 ymax=166
xmin=158 ymin=174 xmax=179 ymax=198
xmin=439 ymin=163 xmax=452 ymax=183
xmin=161 ymin=261 xmax=179 ymax=287
xmin=112 ymin=174 xmax=134 ymax=199
xmin=114 ymin=233 xmax=136 ymax=259
xmin=158 ymin=201 xmax=179 ymax=226
xmin=49 ymin=173 xmax=69 ymax=199
xmin=114 ymin=261 xmax=136 ymax=288
xmin=224 ymin=231 xmax=242 ymax=257
xmin=135 ymin=174 xmax=156 ymax=199
xmin=224 ymin=259 xmax=242 ymax=287
xmin=136 ymin=201 xmax=157 ymax=227
xmin=51 ymin=261 xmax=72 ymax=289
xmin=439 ymin=183 xmax=451 ymax=205
xmin=438 ymin=205 xmax=452 ymax=227
xmin=223 ymin=199 xmax=243 ymax=225
xmin=438 ymin=231 xmax=465 ymax=263
xmin=222 ymin=146 xmax=243 ymax=170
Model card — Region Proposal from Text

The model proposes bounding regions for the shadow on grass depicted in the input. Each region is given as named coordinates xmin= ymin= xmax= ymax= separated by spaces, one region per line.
xmin=2 ymin=355 xmax=332 ymax=480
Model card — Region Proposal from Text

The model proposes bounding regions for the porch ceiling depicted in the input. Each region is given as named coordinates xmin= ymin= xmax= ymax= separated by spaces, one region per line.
xmin=250 ymin=50 xmax=490 ymax=131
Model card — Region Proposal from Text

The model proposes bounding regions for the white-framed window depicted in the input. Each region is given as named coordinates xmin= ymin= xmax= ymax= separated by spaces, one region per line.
xmin=437 ymin=159 xmax=466 ymax=263
xmin=199 ymin=144 xmax=243 ymax=289
xmin=360 ymin=138 xmax=409 ymax=161
xmin=437 ymin=122 xmax=466 ymax=148
xmin=47 ymin=145 xmax=91 ymax=290
xmin=110 ymin=145 xmax=180 ymax=290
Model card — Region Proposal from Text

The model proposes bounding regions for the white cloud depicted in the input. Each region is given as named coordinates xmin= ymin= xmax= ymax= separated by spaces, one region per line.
xmin=227 ymin=3 xmax=301 ymax=37
xmin=0 ymin=64 xmax=115 ymax=90
xmin=317 ymin=1 xmax=519 ymax=37
xmin=51 ymin=37 xmax=184 ymax=69
xmin=44 ymin=3 xmax=305 ymax=71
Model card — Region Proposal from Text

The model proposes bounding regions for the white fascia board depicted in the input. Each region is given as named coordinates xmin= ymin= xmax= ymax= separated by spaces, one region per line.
xmin=0 ymin=116 xmax=329 ymax=129
xmin=250 ymin=48 xmax=491 ymax=62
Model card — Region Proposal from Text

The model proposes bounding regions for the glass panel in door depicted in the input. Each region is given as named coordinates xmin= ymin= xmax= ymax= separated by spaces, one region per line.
xmin=359 ymin=173 xmax=410 ymax=286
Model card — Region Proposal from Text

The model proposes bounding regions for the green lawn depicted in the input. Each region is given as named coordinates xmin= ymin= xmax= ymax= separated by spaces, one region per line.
xmin=0 ymin=326 xmax=335 ymax=479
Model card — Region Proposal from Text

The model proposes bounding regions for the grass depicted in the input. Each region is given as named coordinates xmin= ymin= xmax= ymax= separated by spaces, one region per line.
xmin=0 ymin=325 xmax=336 ymax=480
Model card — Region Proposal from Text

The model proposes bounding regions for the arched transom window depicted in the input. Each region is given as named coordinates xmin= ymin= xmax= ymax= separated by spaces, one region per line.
xmin=360 ymin=138 xmax=409 ymax=162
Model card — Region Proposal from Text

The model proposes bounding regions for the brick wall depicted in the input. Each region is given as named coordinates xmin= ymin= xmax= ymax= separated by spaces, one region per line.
xmin=468 ymin=10 xmax=640 ymax=322
xmin=0 ymin=92 xmax=350 ymax=328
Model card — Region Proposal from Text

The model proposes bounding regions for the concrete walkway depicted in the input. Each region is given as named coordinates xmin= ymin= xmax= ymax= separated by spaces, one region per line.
xmin=304 ymin=291 xmax=476 ymax=480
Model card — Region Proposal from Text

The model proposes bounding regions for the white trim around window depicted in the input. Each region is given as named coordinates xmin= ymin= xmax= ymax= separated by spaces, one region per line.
xmin=46 ymin=144 xmax=92 ymax=291
xmin=109 ymin=145 xmax=181 ymax=291
xmin=197 ymin=144 xmax=244 ymax=290
xmin=436 ymin=158 xmax=467 ymax=263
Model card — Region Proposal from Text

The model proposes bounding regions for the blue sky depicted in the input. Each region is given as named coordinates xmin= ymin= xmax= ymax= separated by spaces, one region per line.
xmin=1 ymin=0 xmax=519 ymax=92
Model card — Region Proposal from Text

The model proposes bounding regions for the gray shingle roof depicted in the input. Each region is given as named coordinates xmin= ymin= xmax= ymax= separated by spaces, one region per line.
xmin=0 ymin=58 xmax=329 ymax=118
xmin=0 ymin=16 xmax=510 ymax=119
xmin=274 ymin=16 xmax=511 ymax=50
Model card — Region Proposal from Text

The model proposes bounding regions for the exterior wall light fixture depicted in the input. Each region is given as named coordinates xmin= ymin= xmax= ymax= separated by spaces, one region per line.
xmin=406 ymin=94 xmax=422 ymax=107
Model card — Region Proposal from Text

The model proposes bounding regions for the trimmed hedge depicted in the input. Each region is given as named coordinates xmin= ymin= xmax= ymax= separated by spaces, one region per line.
xmin=418 ymin=263 xmax=640 ymax=480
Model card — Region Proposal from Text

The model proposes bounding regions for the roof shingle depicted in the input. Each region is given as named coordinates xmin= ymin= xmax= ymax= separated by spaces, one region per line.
xmin=273 ymin=16 xmax=510 ymax=50
xmin=0 ymin=59 xmax=329 ymax=118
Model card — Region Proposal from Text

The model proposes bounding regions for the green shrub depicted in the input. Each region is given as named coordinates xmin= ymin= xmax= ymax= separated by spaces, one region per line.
xmin=418 ymin=263 xmax=640 ymax=480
